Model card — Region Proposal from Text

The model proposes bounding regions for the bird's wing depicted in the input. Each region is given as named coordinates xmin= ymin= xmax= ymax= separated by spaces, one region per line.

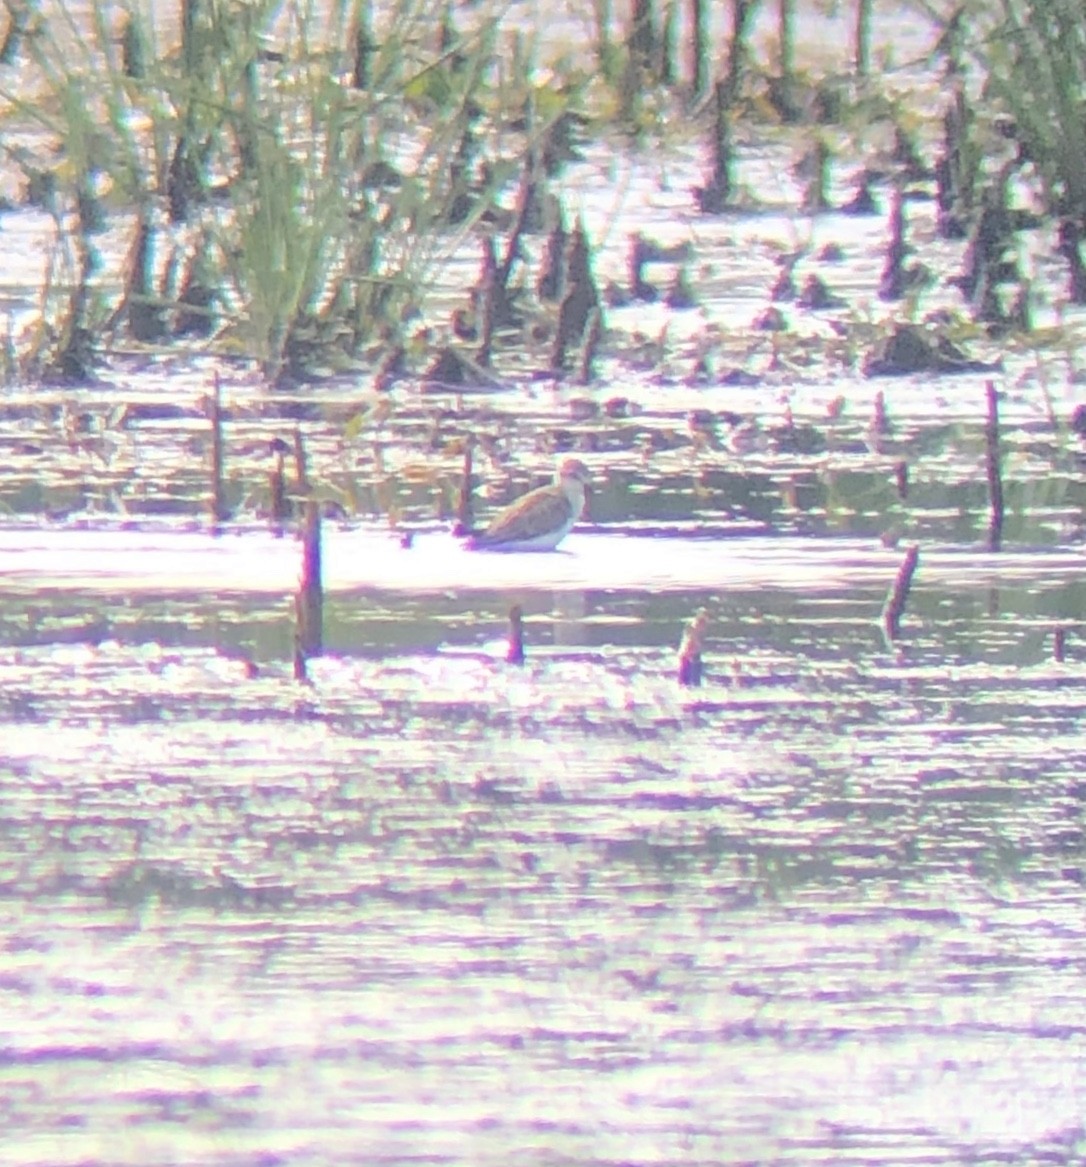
xmin=478 ymin=484 xmax=569 ymax=543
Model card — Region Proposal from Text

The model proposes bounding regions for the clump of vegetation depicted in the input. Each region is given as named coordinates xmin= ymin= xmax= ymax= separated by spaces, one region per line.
xmin=916 ymin=0 xmax=1086 ymax=318
xmin=0 ymin=0 xmax=598 ymax=385
xmin=964 ymin=0 xmax=1086 ymax=220
xmin=2 ymin=0 xmax=1083 ymax=396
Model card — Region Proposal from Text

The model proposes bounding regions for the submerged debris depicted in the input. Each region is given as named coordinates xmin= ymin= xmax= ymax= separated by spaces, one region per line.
xmin=842 ymin=170 xmax=879 ymax=216
xmin=423 ymin=346 xmax=503 ymax=391
xmin=863 ymin=323 xmax=997 ymax=377
xmin=629 ymin=235 xmax=659 ymax=302
xmin=754 ymin=306 xmax=787 ymax=332
xmin=797 ymin=274 xmax=845 ymax=310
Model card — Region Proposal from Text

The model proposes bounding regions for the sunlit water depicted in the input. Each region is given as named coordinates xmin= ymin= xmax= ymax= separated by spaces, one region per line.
xmin=3 ymin=525 xmax=1086 ymax=1167
xmin=2 ymin=2 xmax=1086 ymax=1162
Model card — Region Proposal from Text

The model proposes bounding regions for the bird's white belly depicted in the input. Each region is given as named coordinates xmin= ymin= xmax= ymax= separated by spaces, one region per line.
xmin=471 ymin=514 xmax=577 ymax=552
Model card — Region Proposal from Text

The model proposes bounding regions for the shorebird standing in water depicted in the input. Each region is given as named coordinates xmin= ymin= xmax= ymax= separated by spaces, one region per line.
xmin=466 ymin=457 xmax=591 ymax=552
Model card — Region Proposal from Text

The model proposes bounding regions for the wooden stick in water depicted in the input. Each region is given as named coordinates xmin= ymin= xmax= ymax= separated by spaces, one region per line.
xmin=293 ymin=593 xmax=309 ymax=683
xmin=475 ymin=236 xmax=498 ymax=369
xmin=881 ymin=543 xmax=920 ymax=640
xmin=208 ymin=371 xmax=228 ymax=525
xmin=1052 ymin=624 xmax=1068 ymax=664
xmin=678 ymin=607 xmax=709 ymax=686
xmin=297 ymin=498 xmax=323 ymax=657
xmin=692 ymin=0 xmax=709 ymax=100
xmin=985 ymin=380 xmax=1004 ymax=552
xmin=293 ymin=426 xmax=309 ymax=495
xmin=269 ymin=446 xmax=289 ymax=531
xmin=507 ymin=604 xmax=525 ymax=665
xmin=894 ymin=459 xmax=909 ymax=501
xmin=455 ymin=436 xmax=475 ymax=536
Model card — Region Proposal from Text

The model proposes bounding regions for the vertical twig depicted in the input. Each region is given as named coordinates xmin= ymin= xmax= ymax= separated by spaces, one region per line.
xmin=881 ymin=544 xmax=920 ymax=641
xmin=455 ymin=436 xmax=475 ymax=535
xmin=1058 ymin=218 xmax=1086 ymax=305
xmin=678 ymin=607 xmax=709 ymax=686
xmin=691 ymin=0 xmax=709 ymax=101
xmin=537 ymin=206 xmax=568 ymax=301
xmin=475 ymin=236 xmax=498 ymax=368
xmin=293 ymin=594 xmax=309 ymax=683
xmin=854 ymin=0 xmax=872 ymax=77
xmin=297 ymin=498 xmax=323 ymax=657
xmin=723 ymin=0 xmax=753 ymax=106
xmin=802 ymin=136 xmax=831 ymax=213
xmin=894 ymin=459 xmax=909 ymax=501
xmin=696 ymin=0 xmax=758 ymax=217
xmin=352 ymin=0 xmax=374 ymax=89
xmin=0 ymin=1 xmax=32 ymax=66
xmin=628 ymin=0 xmax=656 ymax=77
xmin=592 ymin=0 xmax=613 ymax=80
xmin=507 ymin=605 xmax=525 ymax=665
xmin=985 ymin=380 xmax=1004 ymax=552
xmin=778 ymin=0 xmax=794 ymax=82
xmin=659 ymin=0 xmax=677 ymax=87
xmin=1052 ymin=625 xmax=1067 ymax=663
xmin=879 ymin=181 xmax=908 ymax=300
xmin=180 ymin=0 xmax=199 ymax=68
xmin=120 ymin=12 xmax=148 ymax=78
xmin=872 ymin=390 xmax=889 ymax=437
xmin=269 ymin=445 xmax=289 ymax=532
xmin=576 ymin=307 xmax=602 ymax=384
xmin=696 ymin=78 xmax=734 ymax=212
xmin=293 ymin=426 xmax=309 ymax=495
xmin=208 ymin=371 xmax=228 ymax=526
xmin=550 ymin=221 xmax=599 ymax=375
xmin=936 ymin=83 xmax=969 ymax=239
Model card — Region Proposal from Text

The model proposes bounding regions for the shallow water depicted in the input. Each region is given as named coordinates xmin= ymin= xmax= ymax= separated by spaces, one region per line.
xmin=3 ymin=524 xmax=1086 ymax=1166
xmin=3 ymin=522 xmax=1084 ymax=592
xmin=3 ymin=3 xmax=1086 ymax=1162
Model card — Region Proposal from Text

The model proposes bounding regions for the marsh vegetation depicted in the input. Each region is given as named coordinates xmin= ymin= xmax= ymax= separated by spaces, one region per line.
xmin=4 ymin=6 xmax=1086 ymax=1164
xmin=0 ymin=0 xmax=1081 ymax=551
xmin=0 ymin=0 xmax=1083 ymax=387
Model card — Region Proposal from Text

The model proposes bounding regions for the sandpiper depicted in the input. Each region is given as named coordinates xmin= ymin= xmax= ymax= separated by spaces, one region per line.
xmin=466 ymin=457 xmax=591 ymax=552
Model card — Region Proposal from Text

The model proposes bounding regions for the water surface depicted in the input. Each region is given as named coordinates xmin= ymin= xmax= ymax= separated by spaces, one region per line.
xmin=2 ymin=526 xmax=1086 ymax=1166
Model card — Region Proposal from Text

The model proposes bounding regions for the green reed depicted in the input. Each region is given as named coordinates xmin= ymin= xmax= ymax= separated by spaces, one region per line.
xmin=0 ymin=0 xmax=539 ymax=383
xmin=960 ymin=0 xmax=1086 ymax=220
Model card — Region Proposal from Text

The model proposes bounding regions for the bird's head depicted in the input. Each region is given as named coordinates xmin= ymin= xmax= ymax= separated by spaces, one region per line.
xmin=557 ymin=457 xmax=592 ymax=486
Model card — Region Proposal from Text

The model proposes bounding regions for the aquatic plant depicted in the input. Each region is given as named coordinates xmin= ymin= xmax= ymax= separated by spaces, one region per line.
xmin=951 ymin=0 xmax=1086 ymax=221
xmin=0 ymin=0 xmax=1041 ymax=398
xmin=0 ymin=0 xmax=592 ymax=384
